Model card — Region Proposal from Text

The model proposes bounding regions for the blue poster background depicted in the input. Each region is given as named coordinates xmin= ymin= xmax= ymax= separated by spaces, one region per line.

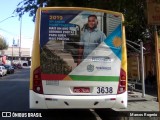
xmin=40 ymin=10 xmax=81 ymax=47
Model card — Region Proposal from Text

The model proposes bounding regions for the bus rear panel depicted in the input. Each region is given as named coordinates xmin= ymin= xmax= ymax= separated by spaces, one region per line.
xmin=30 ymin=7 xmax=127 ymax=109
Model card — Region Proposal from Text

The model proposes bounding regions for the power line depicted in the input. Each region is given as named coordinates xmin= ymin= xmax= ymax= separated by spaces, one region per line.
xmin=0 ymin=28 xmax=33 ymax=40
xmin=0 ymin=16 xmax=16 ymax=24
xmin=0 ymin=28 xmax=32 ymax=38
xmin=0 ymin=28 xmax=17 ymax=36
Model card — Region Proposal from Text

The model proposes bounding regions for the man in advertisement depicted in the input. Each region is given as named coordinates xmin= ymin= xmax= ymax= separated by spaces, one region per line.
xmin=78 ymin=14 xmax=106 ymax=64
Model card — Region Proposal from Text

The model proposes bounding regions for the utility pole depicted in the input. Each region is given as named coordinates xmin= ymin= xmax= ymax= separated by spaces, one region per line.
xmin=154 ymin=25 xmax=160 ymax=108
xmin=127 ymin=40 xmax=146 ymax=97
xmin=146 ymin=0 xmax=160 ymax=110
xmin=140 ymin=41 xmax=145 ymax=97
xmin=12 ymin=45 xmax=13 ymax=64
xmin=19 ymin=16 xmax=22 ymax=62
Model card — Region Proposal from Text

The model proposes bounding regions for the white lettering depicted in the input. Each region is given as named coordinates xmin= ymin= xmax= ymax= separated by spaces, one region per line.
xmin=28 ymin=113 xmax=42 ymax=117
xmin=63 ymin=31 xmax=70 ymax=34
xmin=58 ymin=34 xmax=66 ymax=37
xmin=130 ymin=113 xmax=134 ymax=116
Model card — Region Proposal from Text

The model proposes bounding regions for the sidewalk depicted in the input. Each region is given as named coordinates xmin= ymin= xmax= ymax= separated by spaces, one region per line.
xmin=113 ymin=91 xmax=159 ymax=111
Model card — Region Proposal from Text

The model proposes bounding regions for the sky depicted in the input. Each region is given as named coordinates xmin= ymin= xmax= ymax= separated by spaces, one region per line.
xmin=0 ymin=0 xmax=35 ymax=49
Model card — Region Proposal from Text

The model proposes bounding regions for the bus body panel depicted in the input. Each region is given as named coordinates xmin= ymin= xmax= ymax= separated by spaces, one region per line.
xmin=30 ymin=90 xmax=127 ymax=109
xmin=30 ymin=7 xmax=127 ymax=109
xmin=42 ymin=81 xmax=119 ymax=95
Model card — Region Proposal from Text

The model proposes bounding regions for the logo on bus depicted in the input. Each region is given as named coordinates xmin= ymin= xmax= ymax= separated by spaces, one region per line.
xmin=96 ymin=66 xmax=111 ymax=70
xmin=92 ymin=56 xmax=113 ymax=62
xmin=87 ymin=64 xmax=94 ymax=72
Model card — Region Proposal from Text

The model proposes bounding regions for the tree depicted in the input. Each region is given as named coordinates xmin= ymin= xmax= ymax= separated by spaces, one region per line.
xmin=14 ymin=0 xmax=88 ymax=21
xmin=14 ymin=0 xmax=150 ymax=42
xmin=0 ymin=37 xmax=8 ymax=50
xmin=14 ymin=0 xmax=159 ymax=76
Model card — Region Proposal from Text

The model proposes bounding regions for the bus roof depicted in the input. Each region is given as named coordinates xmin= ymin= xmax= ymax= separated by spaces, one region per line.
xmin=39 ymin=7 xmax=123 ymax=17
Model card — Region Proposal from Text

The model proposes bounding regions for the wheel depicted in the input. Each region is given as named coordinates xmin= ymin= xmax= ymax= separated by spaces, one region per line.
xmin=23 ymin=63 xmax=27 ymax=66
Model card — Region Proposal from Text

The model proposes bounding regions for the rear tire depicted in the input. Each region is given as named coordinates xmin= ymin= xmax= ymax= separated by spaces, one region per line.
xmin=23 ymin=63 xmax=27 ymax=66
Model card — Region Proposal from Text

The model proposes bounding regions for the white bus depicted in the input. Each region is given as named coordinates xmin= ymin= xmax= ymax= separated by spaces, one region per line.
xmin=30 ymin=7 xmax=127 ymax=109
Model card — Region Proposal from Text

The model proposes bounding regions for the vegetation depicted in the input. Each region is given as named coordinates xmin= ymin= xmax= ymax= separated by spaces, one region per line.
xmin=40 ymin=47 xmax=72 ymax=74
xmin=15 ymin=0 xmax=160 ymax=77
xmin=14 ymin=0 xmax=155 ymax=42
xmin=0 ymin=37 xmax=8 ymax=50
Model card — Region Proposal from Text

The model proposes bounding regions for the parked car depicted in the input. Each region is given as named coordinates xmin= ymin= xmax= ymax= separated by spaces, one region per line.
xmin=0 ymin=66 xmax=7 ymax=76
xmin=3 ymin=65 xmax=14 ymax=74
xmin=17 ymin=64 xmax=23 ymax=69
xmin=12 ymin=60 xmax=28 ymax=67
xmin=12 ymin=65 xmax=17 ymax=69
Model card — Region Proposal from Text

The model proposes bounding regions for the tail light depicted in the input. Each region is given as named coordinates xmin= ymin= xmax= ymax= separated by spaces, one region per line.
xmin=0 ymin=70 xmax=2 ymax=72
xmin=117 ymin=68 xmax=126 ymax=94
xmin=33 ymin=67 xmax=43 ymax=94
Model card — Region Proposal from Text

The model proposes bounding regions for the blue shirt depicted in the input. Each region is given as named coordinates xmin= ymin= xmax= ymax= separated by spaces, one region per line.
xmin=80 ymin=28 xmax=106 ymax=58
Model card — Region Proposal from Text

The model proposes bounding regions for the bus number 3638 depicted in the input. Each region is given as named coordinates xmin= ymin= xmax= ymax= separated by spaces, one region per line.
xmin=97 ymin=87 xmax=113 ymax=94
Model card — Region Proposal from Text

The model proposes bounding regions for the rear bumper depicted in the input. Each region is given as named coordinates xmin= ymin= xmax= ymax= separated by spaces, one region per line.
xmin=30 ymin=90 xmax=127 ymax=109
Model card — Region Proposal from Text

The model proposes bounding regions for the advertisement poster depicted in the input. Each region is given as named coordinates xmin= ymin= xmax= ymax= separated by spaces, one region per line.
xmin=127 ymin=56 xmax=140 ymax=80
xmin=40 ymin=10 xmax=122 ymax=81
xmin=147 ymin=0 xmax=160 ymax=25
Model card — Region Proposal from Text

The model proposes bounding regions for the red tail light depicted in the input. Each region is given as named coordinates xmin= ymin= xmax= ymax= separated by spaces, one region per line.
xmin=33 ymin=67 xmax=43 ymax=94
xmin=117 ymin=68 xmax=126 ymax=94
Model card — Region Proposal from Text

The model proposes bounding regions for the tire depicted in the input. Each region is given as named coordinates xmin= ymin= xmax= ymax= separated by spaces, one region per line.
xmin=23 ymin=63 xmax=27 ymax=66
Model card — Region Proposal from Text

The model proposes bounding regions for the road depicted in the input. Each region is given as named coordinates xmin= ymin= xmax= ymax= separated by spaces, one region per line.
xmin=0 ymin=68 xmax=29 ymax=111
xmin=0 ymin=68 xmax=122 ymax=120
xmin=1 ymin=68 xmax=157 ymax=120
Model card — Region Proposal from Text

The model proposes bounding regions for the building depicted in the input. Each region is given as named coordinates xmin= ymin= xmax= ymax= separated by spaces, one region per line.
xmin=127 ymin=41 xmax=156 ymax=85
xmin=1 ymin=46 xmax=31 ymax=65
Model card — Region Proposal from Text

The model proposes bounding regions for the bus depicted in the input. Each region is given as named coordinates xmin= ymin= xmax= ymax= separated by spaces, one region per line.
xmin=30 ymin=7 xmax=127 ymax=109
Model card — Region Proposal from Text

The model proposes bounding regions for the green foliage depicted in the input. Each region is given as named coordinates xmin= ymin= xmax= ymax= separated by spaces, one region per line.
xmin=40 ymin=47 xmax=72 ymax=74
xmin=14 ymin=0 xmax=88 ymax=21
xmin=14 ymin=0 xmax=152 ymax=42
xmin=0 ymin=37 xmax=8 ymax=50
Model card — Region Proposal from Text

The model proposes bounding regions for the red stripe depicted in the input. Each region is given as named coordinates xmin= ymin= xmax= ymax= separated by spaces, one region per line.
xmin=41 ymin=74 xmax=67 ymax=80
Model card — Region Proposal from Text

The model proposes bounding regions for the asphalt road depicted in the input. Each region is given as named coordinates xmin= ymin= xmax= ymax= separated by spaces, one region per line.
xmin=0 ymin=68 xmax=127 ymax=120
xmin=0 ymin=68 xmax=30 ymax=111
xmin=0 ymin=68 xmax=98 ymax=120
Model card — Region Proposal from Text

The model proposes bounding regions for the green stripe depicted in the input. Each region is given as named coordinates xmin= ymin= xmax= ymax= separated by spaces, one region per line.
xmin=70 ymin=75 xmax=119 ymax=82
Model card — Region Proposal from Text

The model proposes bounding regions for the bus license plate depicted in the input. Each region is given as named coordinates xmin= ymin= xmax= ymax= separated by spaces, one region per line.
xmin=73 ymin=87 xmax=90 ymax=93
